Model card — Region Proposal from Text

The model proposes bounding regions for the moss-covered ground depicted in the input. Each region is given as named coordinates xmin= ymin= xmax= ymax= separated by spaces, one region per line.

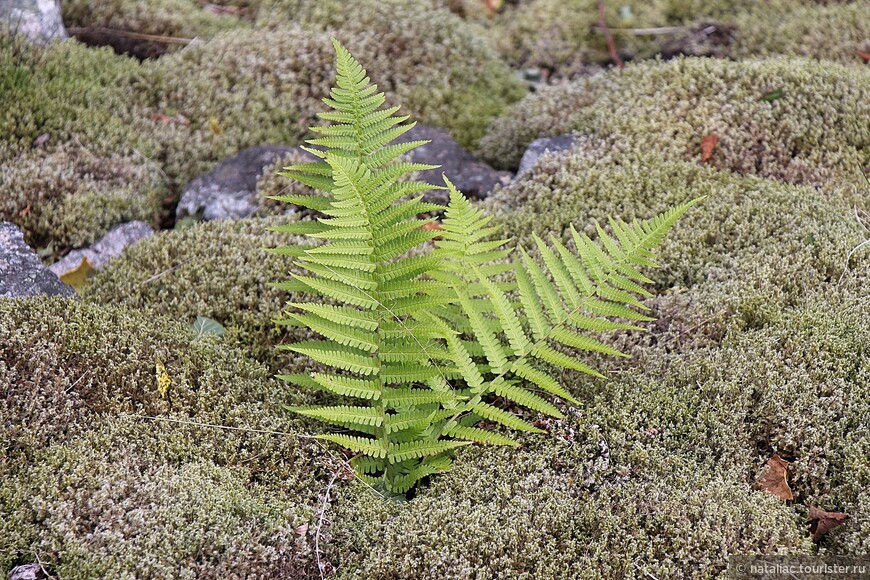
xmin=2 ymin=0 xmax=869 ymax=577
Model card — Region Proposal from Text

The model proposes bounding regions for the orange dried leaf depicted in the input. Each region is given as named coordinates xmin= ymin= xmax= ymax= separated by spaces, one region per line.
xmin=808 ymin=506 xmax=848 ymax=542
xmin=700 ymin=134 xmax=719 ymax=162
xmin=756 ymin=454 xmax=793 ymax=501
xmin=421 ymin=222 xmax=444 ymax=231
xmin=482 ymin=0 xmax=504 ymax=15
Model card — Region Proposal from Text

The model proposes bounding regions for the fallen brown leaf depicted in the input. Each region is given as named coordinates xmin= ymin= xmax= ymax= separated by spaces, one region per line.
xmin=700 ymin=134 xmax=719 ymax=162
xmin=856 ymin=50 xmax=870 ymax=62
xmin=808 ymin=506 xmax=848 ymax=542
xmin=481 ymin=0 xmax=504 ymax=15
xmin=421 ymin=222 xmax=444 ymax=231
xmin=756 ymin=454 xmax=794 ymax=501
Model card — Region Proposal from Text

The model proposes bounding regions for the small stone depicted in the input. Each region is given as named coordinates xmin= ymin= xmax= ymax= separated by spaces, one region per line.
xmin=0 ymin=0 xmax=67 ymax=43
xmin=516 ymin=134 xmax=578 ymax=178
xmin=49 ymin=221 xmax=154 ymax=277
xmin=0 ymin=222 xmax=75 ymax=299
xmin=9 ymin=563 xmax=47 ymax=580
xmin=177 ymin=145 xmax=316 ymax=222
xmin=395 ymin=124 xmax=512 ymax=203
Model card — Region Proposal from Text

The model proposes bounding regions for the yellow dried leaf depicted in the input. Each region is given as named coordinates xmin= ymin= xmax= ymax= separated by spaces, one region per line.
xmin=59 ymin=257 xmax=96 ymax=293
xmin=155 ymin=358 xmax=172 ymax=398
xmin=209 ymin=116 xmax=224 ymax=135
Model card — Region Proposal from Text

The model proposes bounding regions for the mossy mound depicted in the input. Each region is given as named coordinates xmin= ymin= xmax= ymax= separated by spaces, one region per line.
xmin=485 ymin=144 xmax=869 ymax=352
xmin=83 ymin=217 xmax=308 ymax=368
xmin=0 ymin=35 xmax=151 ymax=155
xmin=484 ymin=0 xmax=865 ymax=78
xmin=326 ymin=293 xmax=870 ymax=577
xmin=61 ymin=0 xmax=247 ymax=58
xmin=478 ymin=57 xmax=870 ymax=190
xmin=253 ymin=0 xmax=526 ymax=148
xmin=489 ymin=0 xmax=672 ymax=78
xmin=0 ymin=143 xmax=165 ymax=252
xmin=0 ymin=297 xmax=326 ymax=578
xmin=730 ymin=2 xmax=870 ymax=64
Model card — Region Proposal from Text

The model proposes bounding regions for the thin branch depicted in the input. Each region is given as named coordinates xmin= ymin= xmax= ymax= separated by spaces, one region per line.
xmin=67 ymin=27 xmax=193 ymax=45
xmin=138 ymin=259 xmax=193 ymax=286
xmin=596 ymin=0 xmax=623 ymax=69
xmin=315 ymin=468 xmax=341 ymax=580
xmin=591 ymin=25 xmax=689 ymax=36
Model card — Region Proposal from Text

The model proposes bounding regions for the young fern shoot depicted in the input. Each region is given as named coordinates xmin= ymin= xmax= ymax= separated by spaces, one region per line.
xmin=270 ymin=39 xmax=699 ymax=496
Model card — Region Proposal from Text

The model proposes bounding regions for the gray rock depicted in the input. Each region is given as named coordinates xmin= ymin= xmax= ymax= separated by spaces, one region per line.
xmin=0 ymin=222 xmax=75 ymax=299
xmin=178 ymin=145 xmax=315 ymax=221
xmin=49 ymin=221 xmax=154 ymax=277
xmin=516 ymin=134 xmax=578 ymax=178
xmin=9 ymin=563 xmax=47 ymax=580
xmin=395 ymin=124 xmax=512 ymax=203
xmin=0 ymin=0 xmax=66 ymax=42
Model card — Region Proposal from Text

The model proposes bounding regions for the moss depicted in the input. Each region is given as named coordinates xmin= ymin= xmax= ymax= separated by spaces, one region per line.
xmin=324 ymin=292 xmax=870 ymax=576
xmin=485 ymin=144 xmax=869 ymax=353
xmin=0 ymin=143 xmax=165 ymax=252
xmin=478 ymin=56 xmax=870 ymax=186
xmin=328 ymin=373 xmax=812 ymax=579
xmin=656 ymin=295 xmax=870 ymax=556
xmin=0 ymin=297 xmax=326 ymax=577
xmin=730 ymin=2 xmax=870 ymax=64
xmin=0 ymin=35 xmax=152 ymax=155
xmin=489 ymin=0 xmax=672 ymax=77
xmin=61 ymin=0 xmax=246 ymax=58
xmin=253 ymin=0 xmax=526 ymax=148
xmin=83 ymin=217 xmax=311 ymax=368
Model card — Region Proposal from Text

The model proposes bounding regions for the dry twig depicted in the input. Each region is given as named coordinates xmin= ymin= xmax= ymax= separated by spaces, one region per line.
xmin=595 ymin=0 xmax=623 ymax=68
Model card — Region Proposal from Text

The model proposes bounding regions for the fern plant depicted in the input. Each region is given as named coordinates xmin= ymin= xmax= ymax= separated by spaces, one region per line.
xmin=270 ymin=39 xmax=699 ymax=496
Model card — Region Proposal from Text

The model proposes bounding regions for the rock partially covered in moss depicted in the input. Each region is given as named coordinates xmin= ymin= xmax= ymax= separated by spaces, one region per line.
xmin=478 ymin=57 xmax=870 ymax=190
xmin=83 ymin=217 xmax=308 ymax=367
xmin=0 ymin=143 xmax=165 ymax=252
xmin=61 ymin=0 xmax=245 ymax=58
xmin=486 ymin=144 xmax=868 ymax=352
xmin=254 ymin=0 xmax=526 ymax=148
xmin=0 ymin=297 xmax=325 ymax=578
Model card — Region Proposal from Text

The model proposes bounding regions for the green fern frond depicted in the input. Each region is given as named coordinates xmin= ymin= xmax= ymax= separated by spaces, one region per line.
xmin=387 ymin=440 xmax=471 ymax=463
xmin=289 ymin=405 xmax=383 ymax=428
xmin=317 ymin=434 xmax=388 ymax=458
xmin=271 ymin=39 xmax=699 ymax=496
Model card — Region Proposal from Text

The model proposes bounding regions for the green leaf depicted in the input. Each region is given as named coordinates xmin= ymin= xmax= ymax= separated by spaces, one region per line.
xmin=191 ymin=315 xmax=225 ymax=338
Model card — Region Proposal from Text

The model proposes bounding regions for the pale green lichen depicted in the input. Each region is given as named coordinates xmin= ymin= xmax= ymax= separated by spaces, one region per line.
xmin=478 ymin=56 xmax=870 ymax=188
xmin=0 ymin=297 xmax=326 ymax=578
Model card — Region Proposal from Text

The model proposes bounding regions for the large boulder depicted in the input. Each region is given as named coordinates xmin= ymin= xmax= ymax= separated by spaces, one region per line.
xmin=0 ymin=222 xmax=75 ymax=299
xmin=0 ymin=0 xmax=66 ymax=42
